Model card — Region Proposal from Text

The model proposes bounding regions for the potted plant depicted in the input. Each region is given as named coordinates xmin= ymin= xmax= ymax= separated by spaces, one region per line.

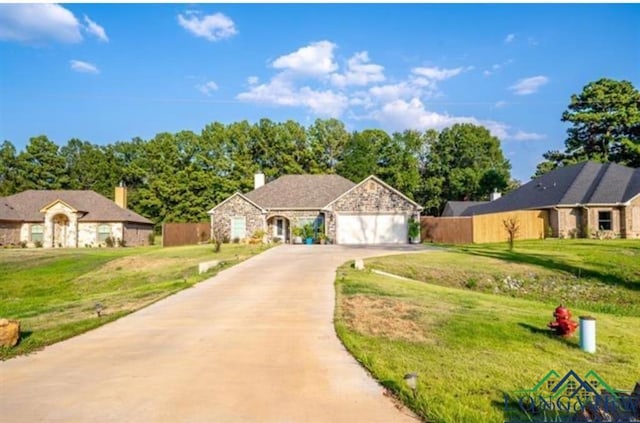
xmin=303 ymin=223 xmax=314 ymax=245
xmin=292 ymin=226 xmax=304 ymax=244
xmin=316 ymin=224 xmax=327 ymax=244
xmin=408 ymin=217 xmax=421 ymax=244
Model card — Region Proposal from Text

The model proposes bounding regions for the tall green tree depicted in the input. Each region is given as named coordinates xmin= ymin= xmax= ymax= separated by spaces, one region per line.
xmin=535 ymin=78 xmax=640 ymax=174
xmin=60 ymin=139 xmax=122 ymax=197
xmin=307 ymin=118 xmax=350 ymax=173
xmin=337 ymin=129 xmax=388 ymax=182
xmin=15 ymin=135 xmax=68 ymax=190
xmin=422 ymin=123 xmax=511 ymax=215
xmin=0 ymin=141 xmax=19 ymax=196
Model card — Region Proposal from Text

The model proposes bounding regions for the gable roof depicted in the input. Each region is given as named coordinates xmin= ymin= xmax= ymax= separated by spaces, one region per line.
xmin=207 ymin=192 xmax=264 ymax=214
xmin=0 ymin=190 xmax=153 ymax=224
xmin=244 ymin=174 xmax=356 ymax=209
xmin=324 ymin=175 xmax=423 ymax=210
xmin=460 ymin=161 xmax=640 ymax=216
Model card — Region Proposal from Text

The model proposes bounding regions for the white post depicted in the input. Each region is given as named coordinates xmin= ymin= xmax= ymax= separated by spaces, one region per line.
xmin=579 ymin=316 xmax=596 ymax=353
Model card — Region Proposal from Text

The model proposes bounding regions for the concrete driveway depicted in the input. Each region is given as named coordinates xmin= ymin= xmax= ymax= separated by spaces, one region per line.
xmin=0 ymin=245 xmax=426 ymax=423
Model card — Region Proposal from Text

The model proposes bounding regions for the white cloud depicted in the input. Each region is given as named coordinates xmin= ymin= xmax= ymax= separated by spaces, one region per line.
xmin=197 ymin=81 xmax=219 ymax=96
xmin=70 ymin=60 xmax=99 ymax=74
xmin=512 ymin=130 xmax=546 ymax=141
xmin=83 ymin=15 xmax=108 ymax=42
xmin=494 ymin=100 xmax=508 ymax=108
xmin=236 ymin=40 xmax=505 ymax=137
xmin=272 ymin=41 xmax=337 ymax=76
xmin=237 ymin=74 xmax=348 ymax=117
xmin=504 ymin=33 xmax=516 ymax=44
xmin=177 ymin=11 xmax=237 ymax=42
xmin=368 ymin=82 xmax=414 ymax=102
xmin=330 ymin=51 xmax=385 ymax=87
xmin=411 ymin=66 xmax=466 ymax=81
xmin=0 ymin=4 xmax=83 ymax=43
xmin=374 ymin=97 xmax=509 ymax=139
xmin=509 ymin=75 xmax=549 ymax=95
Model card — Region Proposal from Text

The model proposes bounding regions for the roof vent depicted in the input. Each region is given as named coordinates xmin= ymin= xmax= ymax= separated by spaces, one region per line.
xmin=490 ymin=190 xmax=502 ymax=201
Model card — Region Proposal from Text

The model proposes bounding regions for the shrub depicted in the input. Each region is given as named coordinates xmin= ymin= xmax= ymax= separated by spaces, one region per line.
xmin=292 ymin=226 xmax=304 ymax=237
xmin=34 ymin=240 xmax=43 ymax=248
xmin=148 ymin=232 xmax=155 ymax=246
xmin=408 ymin=218 xmax=421 ymax=240
xmin=232 ymin=237 xmax=240 ymax=244
xmin=19 ymin=241 xmax=27 ymax=248
xmin=104 ymin=236 xmax=115 ymax=248
xmin=303 ymin=224 xmax=314 ymax=239
xmin=117 ymin=238 xmax=126 ymax=247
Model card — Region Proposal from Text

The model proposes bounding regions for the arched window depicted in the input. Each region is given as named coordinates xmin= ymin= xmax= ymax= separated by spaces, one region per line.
xmin=97 ymin=224 xmax=111 ymax=243
xmin=31 ymin=224 xmax=44 ymax=243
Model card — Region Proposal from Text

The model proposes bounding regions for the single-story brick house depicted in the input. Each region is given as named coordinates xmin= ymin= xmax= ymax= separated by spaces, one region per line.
xmin=0 ymin=187 xmax=154 ymax=247
xmin=443 ymin=161 xmax=640 ymax=239
xmin=208 ymin=174 xmax=422 ymax=244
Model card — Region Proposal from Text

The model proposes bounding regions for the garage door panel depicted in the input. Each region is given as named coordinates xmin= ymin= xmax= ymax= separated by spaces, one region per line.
xmin=337 ymin=214 xmax=408 ymax=244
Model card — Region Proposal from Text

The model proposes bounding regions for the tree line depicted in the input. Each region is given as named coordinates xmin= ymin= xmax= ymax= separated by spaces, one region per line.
xmin=2 ymin=78 xmax=636 ymax=227
xmin=0 ymin=120 xmax=511 ymax=225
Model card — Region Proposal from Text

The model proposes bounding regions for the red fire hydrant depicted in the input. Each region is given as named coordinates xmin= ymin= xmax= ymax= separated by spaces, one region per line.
xmin=548 ymin=304 xmax=578 ymax=337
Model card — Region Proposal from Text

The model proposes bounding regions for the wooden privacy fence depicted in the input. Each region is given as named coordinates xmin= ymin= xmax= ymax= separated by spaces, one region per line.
xmin=162 ymin=222 xmax=210 ymax=247
xmin=421 ymin=210 xmax=548 ymax=244
xmin=421 ymin=216 xmax=474 ymax=244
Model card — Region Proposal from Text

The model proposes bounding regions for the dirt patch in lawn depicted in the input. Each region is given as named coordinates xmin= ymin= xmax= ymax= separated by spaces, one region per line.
xmin=341 ymin=295 xmax=429 ymax=342
xmin=98 ymin=256 xmax=184 ymax=273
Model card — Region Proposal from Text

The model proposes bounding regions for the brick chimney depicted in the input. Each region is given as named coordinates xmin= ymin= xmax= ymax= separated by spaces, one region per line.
xmin=254 ymin=173 xmax=265 ymax=190
xmin=115 ymin=183 xmax=128 ymax=209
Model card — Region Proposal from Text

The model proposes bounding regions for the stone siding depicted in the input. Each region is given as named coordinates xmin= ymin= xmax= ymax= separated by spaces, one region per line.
xmin=77 ymin=222 xmax=125 ymax=247
xmin=326 ymin=178 xmax=420 ymax=242
xmin=266 ymin=210 xmax=326 ymax=242
xmin=0 ymin=221 xmax=21 ymax=246
xmin=43 ymin=202 xmax=78 ymax=248
xmin=328 ymin=178 xmax=418 ymax=214
xmin=210 ymin=195 xmax=265 ymax=241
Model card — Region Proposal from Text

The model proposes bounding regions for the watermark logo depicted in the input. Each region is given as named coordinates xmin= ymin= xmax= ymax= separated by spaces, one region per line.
xmin=503 ymin=370 xmax=639 ymax=422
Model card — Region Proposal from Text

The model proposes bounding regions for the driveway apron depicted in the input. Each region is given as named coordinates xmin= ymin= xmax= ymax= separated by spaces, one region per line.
xmin=0 ymin=245 xmax=423 ymax=422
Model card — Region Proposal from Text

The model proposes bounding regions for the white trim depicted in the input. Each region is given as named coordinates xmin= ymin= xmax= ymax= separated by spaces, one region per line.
xmin=324 ymin=175 xmax=423 ymax=210
xmin=230 ymin=216 xmax=247 ymax=240
xmin=207 ymin=192 xmax=265 ymax=214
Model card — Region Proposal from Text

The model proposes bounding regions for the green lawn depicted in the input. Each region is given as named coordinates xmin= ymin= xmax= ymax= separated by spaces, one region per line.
xmin=0 ymin=243 xmax=267 ymax=359
xmin=367 ymin=239 xmax=640 ymax=316
xmin=335 ymin=239 xmax=640 ymax=423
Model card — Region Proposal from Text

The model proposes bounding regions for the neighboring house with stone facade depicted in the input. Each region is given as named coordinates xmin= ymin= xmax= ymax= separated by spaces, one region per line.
xmin=443 ymin=161 xmax=640 ymax=239
xmin=208 ymin=174 xmax=422 ymax=245
xmin=0 ymin=187 xmax=154 ymax=248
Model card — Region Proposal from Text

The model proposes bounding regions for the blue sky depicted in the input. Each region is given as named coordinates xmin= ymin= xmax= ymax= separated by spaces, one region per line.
xmin=1 ymin=3 xmax=638 ymax=181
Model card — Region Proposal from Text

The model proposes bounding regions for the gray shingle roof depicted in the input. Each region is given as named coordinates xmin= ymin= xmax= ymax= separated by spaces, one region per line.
xmin=460 ymin=161 xmax=640 ymax=216
xmin=0 ymin=190 xmax=153 ymax=224
xmin=244 ymin=174 xmax=356 ymax=209
xmin=442 ymin=201 xmax=488 ymax=217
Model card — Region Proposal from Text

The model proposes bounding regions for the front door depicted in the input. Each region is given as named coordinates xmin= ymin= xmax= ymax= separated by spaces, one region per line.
xmin=273 ymin=218 xmax=287 ymax=242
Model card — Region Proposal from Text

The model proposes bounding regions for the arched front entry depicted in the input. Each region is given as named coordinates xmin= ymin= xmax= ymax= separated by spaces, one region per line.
xmin=52 ymin=214 xmax=69 ymax=247
xmin=266 ymin=215 xmax=290 ymax=243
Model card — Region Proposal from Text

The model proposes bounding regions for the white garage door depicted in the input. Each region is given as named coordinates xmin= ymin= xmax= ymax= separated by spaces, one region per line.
xmin=336 ymin=214 xmax=408 ymax=245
